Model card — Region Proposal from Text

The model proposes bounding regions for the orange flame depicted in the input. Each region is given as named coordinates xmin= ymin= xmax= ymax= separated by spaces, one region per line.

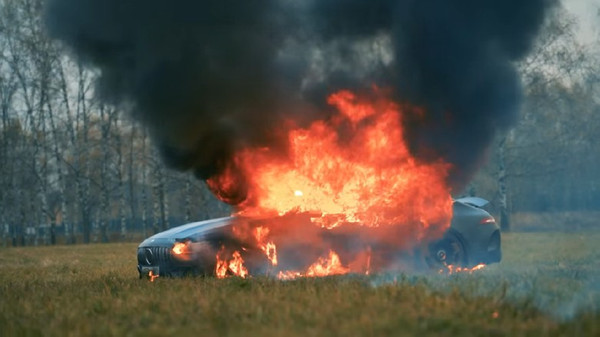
xmin=216 ymin=247 xmax=249 ymax=278
xmin=231 ymin=90 xmax=452 ymax=229
xmin=215 ymin=253 xmax=228 ymax=279
xmin=365 ymin=248 xmax=372 ymax=276
xmin=276 ymin=250 xmax=350 ymax=279
xmin=210 ymin=89 xmax=453 ymax=277
xmin=148 ymin=271 xmax=159 ymax=282
xmin=440 ymin=263 xmax=486 ymax=275
xmin=228 ymin=251 xmax=249 ymax=278
xmin=254 ymin=227 xmax=278 ymax=266
xmin=277 ymin=270 xmax=303 ymax=281
xmin=306 ymin=250 xmax=350 ymax=277
xmin=172 ymin=242 xmax=187 ymax=255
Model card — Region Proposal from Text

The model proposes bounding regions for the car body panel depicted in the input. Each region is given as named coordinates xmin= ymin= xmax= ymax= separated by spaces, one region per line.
xmin=449 ymin=201 xmax=500 ymax=265
xmin=139 ymin=216 xmax=233 ymax=247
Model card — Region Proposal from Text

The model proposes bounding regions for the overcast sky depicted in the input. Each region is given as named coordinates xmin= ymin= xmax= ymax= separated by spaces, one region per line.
xmin=564 ymin=0 xmax=599 ymax=44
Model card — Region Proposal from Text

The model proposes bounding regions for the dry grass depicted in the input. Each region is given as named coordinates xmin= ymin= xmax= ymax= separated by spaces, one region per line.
xmin=0 ymin=232 xmax=598 ymax=336
xmin=511 ymin=212 xmax=600 ymax=232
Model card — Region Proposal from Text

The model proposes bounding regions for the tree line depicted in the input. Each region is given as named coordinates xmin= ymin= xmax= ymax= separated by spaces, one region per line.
xmin=0 ymin=1 xmax=598 ymax=246
xmin=471 ymin=6 xmax=600 ymax=230
xmin=0 ymin=0 xmax=230 ymax=246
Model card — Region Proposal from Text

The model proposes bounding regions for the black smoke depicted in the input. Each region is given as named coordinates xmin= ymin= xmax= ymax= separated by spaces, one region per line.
xmin=44 ymin=0 xmax=556 ymax=203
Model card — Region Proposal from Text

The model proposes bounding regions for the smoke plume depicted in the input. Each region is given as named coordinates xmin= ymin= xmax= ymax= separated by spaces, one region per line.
xmin=44 ymin=0 xmax=556 ymax=202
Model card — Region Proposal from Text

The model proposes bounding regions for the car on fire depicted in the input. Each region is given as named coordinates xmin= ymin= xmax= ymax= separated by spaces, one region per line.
xmin=137 ymin=197 xmax=501 ymax=278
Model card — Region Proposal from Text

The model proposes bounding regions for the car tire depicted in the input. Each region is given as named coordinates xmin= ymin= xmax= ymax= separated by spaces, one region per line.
xmin=427 ymin=231 xmax=467 ymax=269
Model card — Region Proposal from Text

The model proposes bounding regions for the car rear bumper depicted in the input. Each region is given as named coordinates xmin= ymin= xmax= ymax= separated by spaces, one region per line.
xmin=484 ymin=230 xmax=502 ymax=263
xmin=470 ymin=229 xmax=501 ymax=265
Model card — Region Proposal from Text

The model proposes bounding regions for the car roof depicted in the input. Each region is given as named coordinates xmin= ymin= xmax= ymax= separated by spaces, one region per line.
xmin=454 ymin=197 xmax=489 ymax=208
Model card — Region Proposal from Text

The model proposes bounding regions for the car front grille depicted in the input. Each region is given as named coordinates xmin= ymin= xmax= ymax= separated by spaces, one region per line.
xmin=138 ymin=246 xmax=172 ymax=266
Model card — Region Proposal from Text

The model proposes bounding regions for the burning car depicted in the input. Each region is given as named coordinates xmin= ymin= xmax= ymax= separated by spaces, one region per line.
xmin=135 ymin=91 xmax=503 ymax=280
xmin=137 ymin=196 xmax=501 ymax=279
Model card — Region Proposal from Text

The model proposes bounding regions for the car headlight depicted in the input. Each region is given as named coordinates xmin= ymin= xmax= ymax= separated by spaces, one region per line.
xmin=171 ymin=240 xmax=192 ymax=261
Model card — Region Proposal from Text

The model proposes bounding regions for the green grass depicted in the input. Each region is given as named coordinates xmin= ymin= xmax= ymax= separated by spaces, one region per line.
xmin=0 ymin=232 xmax=598 ymax=336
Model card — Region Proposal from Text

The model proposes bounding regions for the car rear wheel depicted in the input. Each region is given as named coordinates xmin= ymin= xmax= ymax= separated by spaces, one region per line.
xmin=427 ymin=232 xmax=467 ymax=269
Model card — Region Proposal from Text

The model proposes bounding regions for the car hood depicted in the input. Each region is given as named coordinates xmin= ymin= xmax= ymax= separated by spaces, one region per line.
xmin=138 ymin=216 xmax=234 ymax=247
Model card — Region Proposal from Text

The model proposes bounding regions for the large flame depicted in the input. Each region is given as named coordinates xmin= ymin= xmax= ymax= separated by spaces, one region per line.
xmin=208 ymin=89 xmax=453 ymax=277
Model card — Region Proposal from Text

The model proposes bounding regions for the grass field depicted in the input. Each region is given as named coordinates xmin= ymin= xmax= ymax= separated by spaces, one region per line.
xmin=0 ymin=232 xmax=598 ymax=336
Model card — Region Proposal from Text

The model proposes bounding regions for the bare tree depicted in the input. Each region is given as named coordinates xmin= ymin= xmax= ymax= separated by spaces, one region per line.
xmin=150 ymin=151 xmax=169 ymax=234
xmin=0 ymin=58 xmax=18 ymax=246
xmin=0 ymin=0 xmax=241 ymax=246
xmin=127 ymin=122 xmax=138 ymax=240
xmin=112 ymin=113 xmax=128 ymax=241
xmin=74 ymin=63 xmax=94 ymax=244
xmin=98 ymin=103 xmax=118 ymax=242
xmin=496 ymin=135 xmax=510 ymax=231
